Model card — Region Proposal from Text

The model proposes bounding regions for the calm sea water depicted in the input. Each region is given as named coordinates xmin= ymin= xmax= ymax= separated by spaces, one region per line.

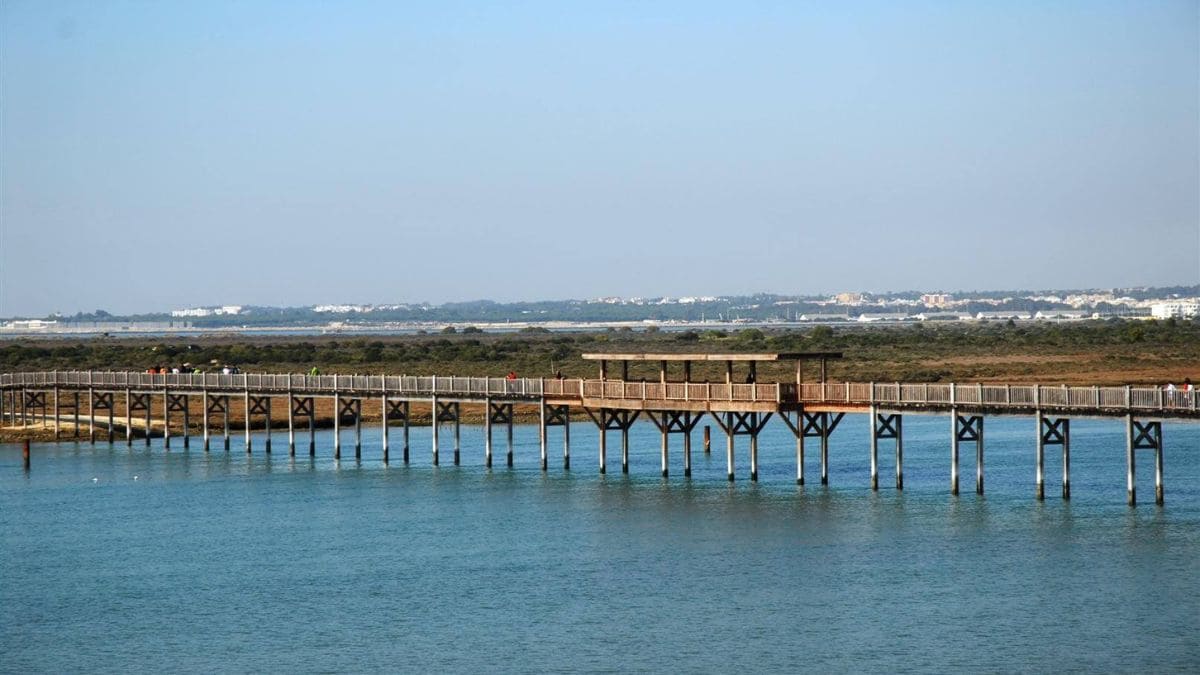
xmin=2 ymin=414 xmax=1198 ymax=673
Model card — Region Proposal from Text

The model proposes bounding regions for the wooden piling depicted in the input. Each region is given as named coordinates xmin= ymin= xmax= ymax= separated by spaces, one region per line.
xmin=334 ymin=393 xmax=341 ymax=460
xmin=725 ymin=421 xmax=734 ymax=482
xmin=895 ymin=416 xmax=904 ymax=490
xmin=1155 ymin=428 xmax=1164 ymax=506
xmin=950 ymin=409 xmax=959 ymax=496
xmin=563 ymin=410 xmax=570 ymax=471
xmin=660 ymin=425 xmax=668 ymax=478
xmin=598 ymin=423 xmax=607 ymax=474
xmin=976 ymin=417 xmax=985 ymax=495
xmin=287 ymin=395 xmax=295 ymax=456
xmin=621 ymin=427 xmax=629 ymax=474
xmin=453 ymin=403 xmax=460 ymax=466
xmin=163 ymin=391 xmax=171 ymax=449
xmin=869 ymin=405 xmax=878 ymax=491
xmin=539 ymin=403 xmax=548 ymax=472
xmin=749 ymin=433 xmax=758 ymax=482
xmin=264 ymin=397 xmax=272 ymax=454
xmin=430 ymin=395 xmax=438 ymax=466
xmin=381 ymin=395 xmax=389 ymax=464
xmin=23 ymin=438 xmax=30 ymax=470
xmin=1062 ymin=420 xmax=1070 ymax=500
xmin=355 ymin=401 xmax=362 ymax=460
xmin=796 ymin=430 xmax=805 ymax=486
xmin=683 ymin=429 xmax=691 ymax=478
xmin=1035 ymin=410 xmax=1045 ymax=500
xmin=202 ymin=390 xmax=210 ymax=451
xmin=484 ymin=398 xmax=492 ymax=468
xmin=820 ymin=416 xmax=829 ymax=486
xmin=243 ymin=390 xmax=251 ymax=453
xmin=1125 ymin=414 xmax=1135 ymax=505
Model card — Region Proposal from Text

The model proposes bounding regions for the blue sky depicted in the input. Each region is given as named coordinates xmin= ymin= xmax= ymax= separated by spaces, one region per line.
xmin=1 ymin=1 xmax=1197 ymax=316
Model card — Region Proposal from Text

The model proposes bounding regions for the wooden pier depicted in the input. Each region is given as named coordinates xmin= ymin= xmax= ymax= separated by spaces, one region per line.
xmin=3 ymin=352 xmax=1196 ymax=505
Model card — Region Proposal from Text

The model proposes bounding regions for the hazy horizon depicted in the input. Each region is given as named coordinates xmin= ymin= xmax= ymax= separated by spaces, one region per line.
xmin=2 ymin=1 xmax=1197 ymax=316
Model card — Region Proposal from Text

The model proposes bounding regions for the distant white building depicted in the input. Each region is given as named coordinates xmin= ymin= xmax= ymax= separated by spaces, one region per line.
xmin=1034 ymin=310 xmax=1088 ymax=320
xmin=857 ymin=312 xmax=912 ymax=323
xmin=920 ymin=293 xmax=953 ymax=308
xmin=171 ymin=305 xmax=242 ymax=317
xmin=917 ymin=312 xmax=973 ymax=321
xmin=1 ymin=319 xmax=57 ymax=330
xmin=1150 ymin=301 xmax=1199 ymax=319
xmin=976 ymin=311 xmax=1031 ymax=321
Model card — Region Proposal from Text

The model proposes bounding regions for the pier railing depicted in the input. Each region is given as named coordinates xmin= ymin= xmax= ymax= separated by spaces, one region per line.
xmin=797 ymin=382 xmax=1198 ymax=412
xmin=1 ymin=372 xmax=1197 ymax=412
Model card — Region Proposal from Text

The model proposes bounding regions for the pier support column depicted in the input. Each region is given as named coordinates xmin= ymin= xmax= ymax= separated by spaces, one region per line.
xmin=87 ymin=387 xmax=96 ymax=444
xmin=125 ymin=389 xmax=133 ymax=446
xmin=484 ymin=397 xmax=492 ymax=468
xmin=952 ymin=413 xmax=984 ymax=495
xmin=434 ymin=400 xmax=458 ymax=466
xmin=453 ymin=403 xmax=460 ymax=466
xmin=725 ymin=419 xmax=734 ymax=482
xmin=53 ymin=387 xmax=59 ymax=440
xmin=163 ymin=391 xmax=170 ymax=449
xmin=488 ymin=402 xmax=512 ymax=468
xmin=381 ymin=395 xmax=389 ymax=464
xmin=1126 ymin=417 xmax=1163 ymax=506
xmin=1035 ymin=410 xmax=1044 ymax=500
xmin=182 ymin=394 xmax=190 ymax=449
xmin=334 ymin=393 xmax=341 ymax=460
xmin=402 ymin=401 xmax=410 ymax=464
xmin=384 ymin=398 xmax=407 ymax=465
xmin=590 ymin=409 xmax=636 ymax=475
xmin=541 ymin=404 xmax=570 ymax=471
xmin=683 ymin=427 xmax=691 ymax=478
xmin=430 ymin=396 xmax=439 ymax=466
xmin=223 ymin=396 xmax=230 ymax=451
xmin=244 ymin=390 xmax=251 ymax=453
xmin=287 ymin=392 xmax=295 ymax=456
xmin=598 ymin=417 xmax=607 ymax=474
xmin=872 ymin=412 xmax=902 ymax=490
xmin=950 ymin=408 xmax=959 ymax=495
xmin=869 ymin=405 xmax=878 ymax=490
xmin=539 ymin=403 xmax=548 ymax=471
xmin=264 ymin=397 xmax=272 ymax=454
xmin=1036 ymin=416 xmax=1071 ymax=500
xmin=202 ymin=391 xmax=210 ymax=450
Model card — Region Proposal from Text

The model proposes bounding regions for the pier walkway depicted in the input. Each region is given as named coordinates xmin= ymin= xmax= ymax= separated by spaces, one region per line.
xmin=3 ymin=354 xmax=1196 ymax=505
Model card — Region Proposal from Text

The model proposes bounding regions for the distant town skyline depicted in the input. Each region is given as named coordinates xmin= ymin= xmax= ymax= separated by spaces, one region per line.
xmin=2 ymin=1 xmax=1197 ymax=317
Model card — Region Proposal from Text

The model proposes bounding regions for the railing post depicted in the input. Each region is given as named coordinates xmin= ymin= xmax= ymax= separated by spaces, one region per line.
xmin=1124 ymin=384 xmax=1130 ymax=409
xmin=950 ymin=382 xmax=956 ymax=406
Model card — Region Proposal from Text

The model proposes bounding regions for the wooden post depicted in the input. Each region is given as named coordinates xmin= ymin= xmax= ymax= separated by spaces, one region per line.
xmin=660 ymin=421 xmax=668 ymax=478
xmin=243 ymin=390 xmax=251 ymax=453
xmin=334 ymin=392 xmax=341 ymax=460
xmin=182 ymin=394 xmax=190 ymax=449
xmin=895 ymin=416 xmax=904 ymax=490
xmin=563 ymin=408 xmax=570 ymax=471
xmin=869 ymin=405 xmax=878 ymax=490
xmin=1155 ymin=425 xmax=1164 ymax=506
xmin=539 ymin=402 xmax=548 ymax=471
xmin=23 ymin=439 xmax=30 ymax=471
xmin=820 ymin=414 xmax=829 ymax=486
xmin=598 ymin=416 xmax=607 ymax=474
xmin=1125 ymin=414 xmax=1135 ymax=505
xmin=430 ymin=395 xmax=437 ymax=466
xmin=749 ymin=429 xmax=758 ymax=482
xmin=163 ymin=391 xmax=171 ymax=449
xmin=796 ymin=418 xmax=805 ymax=485
xmin=725 ymin=415 xmax=734 ymax=481
xmin=287 ymin=395 xmax=295 ymax=456
xmin=355 ymin=400 xmax=362 ymax=460
xmin=484 ymin=398 xmax=492 ymax=468
xmin=381 ymin=396 xmax=389 ymax=464
xmin=145 ymin=394 xmax=152 ymax=448
xmin=308 ymin=402 xmax=316 ymax=457
xmin=202 ymin=390 xmax=210 ymax=450
xmin=264 ymin=397 xmax=272 ymax=454
xmin=950 ymin=409 xmax=959 ymax=496
xmin=401 ymin=400 xmax=409 ymax=464
xmin=1062 ymin=419 xmax=1070 ymax=500
xmin=1035 ymin=410 xmax=1044 ymax=500
xmin=125 ymin=389 xmax=133 ymax=446
xmin=53 ymin=387 xmax=59 ymax=440
xmin=223 ymin=396 xmax=230 ymax=451
xmin=453 ymin=402 xmax=460 ymax=466
xmin=506 ymin=406 xmax=513 ymax=468
xmin=683 ymin=423 xmax=692 ymax=478
xmin=621 ymin=424 xmax=630 ymax=474
xmin=88 ymin=387 xmax=95 ymax=444
xmin=975 ymin=417 xmax=985 ymax=495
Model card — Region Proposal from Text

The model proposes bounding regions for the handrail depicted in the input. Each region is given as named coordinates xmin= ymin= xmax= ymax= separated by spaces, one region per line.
xmin=0 ymin=371 xmax=1197 ymax=412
